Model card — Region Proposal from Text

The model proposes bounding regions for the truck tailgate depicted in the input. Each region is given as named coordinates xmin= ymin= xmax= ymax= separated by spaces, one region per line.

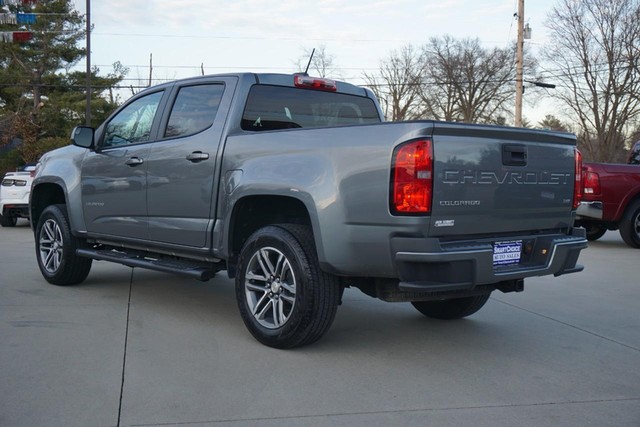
xmin=430 ymin=123 xmax=577 ymax=237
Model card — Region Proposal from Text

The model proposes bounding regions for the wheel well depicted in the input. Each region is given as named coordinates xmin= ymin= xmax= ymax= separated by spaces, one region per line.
xmin=31 ymin=183 xmax=66 ymax=227
xmin=618 ymin=192 xmax=640 ymax=219
xmin=228 ymin=195 xmax=312 ymax=275
xmin=626 ymin=194 xmax=640 ymax=211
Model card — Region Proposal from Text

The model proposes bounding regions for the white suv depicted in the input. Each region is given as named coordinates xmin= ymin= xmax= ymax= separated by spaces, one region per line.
xmin=0 ymin=165 xmax=35 ymax=227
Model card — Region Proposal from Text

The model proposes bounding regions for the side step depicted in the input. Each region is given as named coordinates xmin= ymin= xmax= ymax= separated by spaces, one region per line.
xmin=76 ymin=248 xmax=219 ymax=281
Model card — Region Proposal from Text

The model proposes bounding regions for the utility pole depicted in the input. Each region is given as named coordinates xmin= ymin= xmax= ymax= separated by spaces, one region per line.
xmin=515 ymin=0 xmax=524 ymax=127
xmin=85 ymin=0 xmax=91 ymax=126
xmin=148 ymin=53 xmax=153 ymax=87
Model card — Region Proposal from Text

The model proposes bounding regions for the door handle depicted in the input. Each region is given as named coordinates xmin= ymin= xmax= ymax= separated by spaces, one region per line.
xmin=125 ymin=157 xmax=144 ymax=167
xmin=186 ymin=151 xmax=209 ymax=163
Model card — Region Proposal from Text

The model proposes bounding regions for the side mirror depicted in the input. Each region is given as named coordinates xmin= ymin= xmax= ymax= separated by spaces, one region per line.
xmin=71 ymin=126 xmax=95 ymax=149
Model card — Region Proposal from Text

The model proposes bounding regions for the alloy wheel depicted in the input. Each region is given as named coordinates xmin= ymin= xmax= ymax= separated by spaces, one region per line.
xmin=39 ymin=219 xmax=64 ymax=274
xmin=244 ymin=247 xmax=296 ymax=329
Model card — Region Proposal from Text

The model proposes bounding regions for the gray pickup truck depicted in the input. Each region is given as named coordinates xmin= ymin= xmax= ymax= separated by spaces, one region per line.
xmin=30 ymin=73 xmax=587 ymax=348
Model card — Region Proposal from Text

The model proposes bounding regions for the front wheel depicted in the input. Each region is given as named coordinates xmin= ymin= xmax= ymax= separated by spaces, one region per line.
xmin=619 ymin=200 xmax=640 ymax=248
xmin=411 ymin=293 xmax=491 ymax=320
xmin=35 ymin=205 xmax=92 ymax=285
xmin=235 ymin=224 xmax=340 ymax=349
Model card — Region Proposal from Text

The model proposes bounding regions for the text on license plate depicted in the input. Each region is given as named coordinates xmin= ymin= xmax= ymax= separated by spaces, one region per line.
xmin=493 ymin=240 xmax=522 ymax=266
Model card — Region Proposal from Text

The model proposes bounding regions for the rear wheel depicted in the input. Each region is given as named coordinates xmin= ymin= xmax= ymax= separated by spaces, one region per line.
xmin=619 ymin=200 xmax=640 ymax=248
xmin=0 ymin=213 xmax=17 ymax=227
xmin=584 ymin=223 xmax=607 ymax=241
xmin=235 ymin=224 xmax=340 ymax=348
xmin=411 ymin=293 xmax=491 ymax=320
xmin=35 ymin=204 xmax=92 ymax=285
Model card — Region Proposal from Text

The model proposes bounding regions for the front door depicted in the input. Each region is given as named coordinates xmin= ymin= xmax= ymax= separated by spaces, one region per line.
xmin=81 ymin=90 xmax=165 ymax=240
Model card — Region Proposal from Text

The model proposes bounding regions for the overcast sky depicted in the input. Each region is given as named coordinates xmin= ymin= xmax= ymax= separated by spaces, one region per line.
xmin=71 ymin=0 xmax=560 ymax=122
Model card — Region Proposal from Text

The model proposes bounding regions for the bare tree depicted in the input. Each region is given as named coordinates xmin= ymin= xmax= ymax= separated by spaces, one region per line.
xmin=296 ymin=45 xmax=339 ymax=78
xmin=416 ymin=37 xmax=457 ymax=122
xmin=419 ymin=36 xmax=518 ymax=124
xmin=544 ymin=0 xmax=640 ymax=162
xmin=362 ymin=45 xmax=423 ymax=121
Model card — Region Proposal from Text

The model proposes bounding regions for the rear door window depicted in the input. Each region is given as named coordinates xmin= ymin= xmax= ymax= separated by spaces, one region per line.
xmin=164 ymin=84 xmax=225 ymax=138
xmin=241 ymin=85 xmax=380 ymax=131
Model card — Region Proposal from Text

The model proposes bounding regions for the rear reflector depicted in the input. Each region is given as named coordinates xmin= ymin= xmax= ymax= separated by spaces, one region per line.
xmin=294 ymin=75 xmax=337 ymax=92
xmin=391 ymin=139 xmax=433 ymax=214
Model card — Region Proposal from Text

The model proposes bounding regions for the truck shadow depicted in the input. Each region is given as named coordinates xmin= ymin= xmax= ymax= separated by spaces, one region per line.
xmin=73 ymin=267 xmax=578 ymax=360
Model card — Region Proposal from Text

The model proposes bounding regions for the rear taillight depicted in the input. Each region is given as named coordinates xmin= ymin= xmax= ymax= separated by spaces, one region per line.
xmin=391 ymin=139 xmax=433 ymax=214
xmin=294 ymin=75 xmax=337 ymax=92
xmin=573 ymin=148 xmax=582 ymax=209
xmin=583 ymin=169 xmax=600 ymax=195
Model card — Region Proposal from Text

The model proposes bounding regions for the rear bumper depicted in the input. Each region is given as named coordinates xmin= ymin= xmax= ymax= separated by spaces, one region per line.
xmin=1 ymin=203 xmax=30 ymax=218
xmin=392 ymin=228 xmax=587 ymax=292
xmin=576 ymin=201 xmax=603 ymax=220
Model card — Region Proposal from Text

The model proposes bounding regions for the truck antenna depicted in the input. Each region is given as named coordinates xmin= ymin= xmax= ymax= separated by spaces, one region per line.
xmin=303 ymin=48 xmax=316 ymax=76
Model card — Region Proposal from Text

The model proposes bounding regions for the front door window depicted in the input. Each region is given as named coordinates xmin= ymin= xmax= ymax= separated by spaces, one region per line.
xmin=103 ymin=92 xmax=163 ymax=148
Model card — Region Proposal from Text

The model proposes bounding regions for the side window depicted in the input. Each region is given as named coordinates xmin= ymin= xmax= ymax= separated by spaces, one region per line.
xmin=103 ymin=91 xmax=163 ymax=148
xmin=629 ymin=141 xmax=640 ymax=165
xmin=165 ymin=84 xmax=224 ymax=138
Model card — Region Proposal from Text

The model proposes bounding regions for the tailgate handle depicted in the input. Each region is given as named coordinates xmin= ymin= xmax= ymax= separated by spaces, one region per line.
xmin=502 ymin=144 xmax=527 ymax=166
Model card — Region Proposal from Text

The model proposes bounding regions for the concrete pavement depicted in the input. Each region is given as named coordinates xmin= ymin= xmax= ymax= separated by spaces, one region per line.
xmin=1 ymin=221 xmax=639 ymax=426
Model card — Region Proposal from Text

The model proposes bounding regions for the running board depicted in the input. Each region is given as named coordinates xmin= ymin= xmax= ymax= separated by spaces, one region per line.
xmin=76 ymin=248 xmax=219 ymax=281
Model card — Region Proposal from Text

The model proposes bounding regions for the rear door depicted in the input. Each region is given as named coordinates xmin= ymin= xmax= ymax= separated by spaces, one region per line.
xmin=145 ymin=77 xmax=237 ymax=247
xmin=429 ymin=123 xmax=577 ymax=237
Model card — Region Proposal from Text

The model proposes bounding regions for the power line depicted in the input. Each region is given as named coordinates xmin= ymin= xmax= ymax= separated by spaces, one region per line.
xmin=85 ymin=31 xmax=518 ymax=47
xmin=84 ymin=63 xmax=382 ymax=72
xmin=91 ymin=32 xmax=421 ymax=44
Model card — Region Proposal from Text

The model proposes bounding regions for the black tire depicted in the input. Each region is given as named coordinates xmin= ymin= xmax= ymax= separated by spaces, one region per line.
xmin=584 ymin=223 xmax=607 ymax=241
xmin=35 ymin=204 xmax=92 ymax=285
xmin=235 ymin=224 xmax=340 ymax=349
xmin=619 ymin=200 xmax=640 ymax=248
xmin=0 ymin=213 xmax=17 ymax=227
xmin=411 ymin=293 xmax=491 ymax=320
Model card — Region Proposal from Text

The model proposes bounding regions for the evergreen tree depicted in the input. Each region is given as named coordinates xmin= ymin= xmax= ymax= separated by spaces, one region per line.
xmin=0 ymin=0 xmax=126 ymax=165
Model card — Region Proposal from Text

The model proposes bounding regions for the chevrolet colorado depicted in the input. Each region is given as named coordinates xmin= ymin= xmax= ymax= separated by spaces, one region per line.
xmin=30 ymin=73 xmax=587 ymax=348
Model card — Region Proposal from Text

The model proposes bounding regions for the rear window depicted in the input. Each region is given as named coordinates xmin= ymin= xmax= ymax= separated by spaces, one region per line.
xmin=241 ymin=85 xmax=381 ymax=131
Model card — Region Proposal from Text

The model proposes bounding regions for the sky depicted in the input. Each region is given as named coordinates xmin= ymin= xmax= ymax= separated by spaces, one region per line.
xmin=70 ymin=0 xmax=561 ymax=123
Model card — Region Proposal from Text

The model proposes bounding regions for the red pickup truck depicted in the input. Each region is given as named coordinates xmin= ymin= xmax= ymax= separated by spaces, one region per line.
xmin=576 ymin=141 xmax=640 ymax=247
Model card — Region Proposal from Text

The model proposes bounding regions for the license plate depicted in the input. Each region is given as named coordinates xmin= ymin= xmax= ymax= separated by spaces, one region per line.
xmin=493 ymin=240 xmax=522 ymax=266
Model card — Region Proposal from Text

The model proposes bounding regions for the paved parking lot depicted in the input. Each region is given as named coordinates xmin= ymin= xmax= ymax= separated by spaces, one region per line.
xmin=1 ymin=220 xmax=639 ymax=427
